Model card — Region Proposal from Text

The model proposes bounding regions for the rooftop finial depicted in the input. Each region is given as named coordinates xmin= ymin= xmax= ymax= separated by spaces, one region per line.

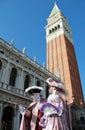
xmin=54 ymin=1 xmax=56 ymax=6
xmin=10 ymin=39 xmax=14 ymax=47
xmin=22 ymin=47 xmax=26 ymax=55
xmin=34 ymin=56 xmax=37 ymax=62
xmin=49 ymin=1 xmax=59 ymax=17
xmin=42 ymin=62 xmax=45 ymax=68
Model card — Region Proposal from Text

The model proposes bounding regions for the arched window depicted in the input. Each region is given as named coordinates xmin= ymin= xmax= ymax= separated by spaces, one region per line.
xmin=24 ymin=75 xmax=30 ymax=90
xmin=36 ymin=80 xmax=41 ymax=86
xmin=52 ymin=28 xmax=54 ymax=32
xmin=49 ymin=30 xmax=51 ymax=34
xmin=9 ymin=67 xmax=17 ymax=87
xmin=57 ymin=24 xmax=60 ymax=29
xmin=55 ymin=26 xmax=57 ymax=30
xmin=0 ymin=50 xmax=4 ymax=54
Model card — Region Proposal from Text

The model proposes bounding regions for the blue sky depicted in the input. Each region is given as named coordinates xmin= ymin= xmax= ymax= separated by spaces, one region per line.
xmin=0 ymin=0 xmax=85 ymax=99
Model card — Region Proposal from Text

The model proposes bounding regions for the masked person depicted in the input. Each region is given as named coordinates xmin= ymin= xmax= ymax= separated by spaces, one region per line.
xmin=39 ymin=78 xmax=69 ymax=130
xmin=19 ymin=86 xmax=44 ymax=130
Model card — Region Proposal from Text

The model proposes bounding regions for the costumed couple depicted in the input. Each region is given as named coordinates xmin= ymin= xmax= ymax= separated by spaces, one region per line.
xmin=19 ymin=78 xmax=69 ymax=130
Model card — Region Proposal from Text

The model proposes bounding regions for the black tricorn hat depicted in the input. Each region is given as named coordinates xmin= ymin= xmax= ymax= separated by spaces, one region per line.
xmin=25 ymin=86 xmax=44 ymax=94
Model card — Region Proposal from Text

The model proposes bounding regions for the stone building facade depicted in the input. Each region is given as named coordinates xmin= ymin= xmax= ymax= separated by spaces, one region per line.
xmin=0 ymin=38 xmax=60 ymax=130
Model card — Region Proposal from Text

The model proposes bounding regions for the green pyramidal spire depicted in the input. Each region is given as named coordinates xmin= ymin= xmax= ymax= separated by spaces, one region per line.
xmin=49 ymin=2 xmax=60 ymax=17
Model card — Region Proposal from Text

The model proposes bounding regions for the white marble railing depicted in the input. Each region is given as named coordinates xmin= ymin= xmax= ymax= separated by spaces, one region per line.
xmin=0 ymin=82 xmax=30 ymax=98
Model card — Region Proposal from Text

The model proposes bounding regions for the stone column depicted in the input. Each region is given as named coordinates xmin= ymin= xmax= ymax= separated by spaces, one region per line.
xmin=13 ymin=107 xmax=20 ymax=130
xmin=19 ymin=70 xmax=24 ymax=90
xmin=30 ymin=75 xmax=36 ymax=86
xmin=15 ymin=70 xmax=19 ymax=88
xmin=16 ymin=69 xmax=24 ymax=90
xmin=17 ymin=72 xmax=21 ymax=89
xmin=0 ymin=67 xmax=3 ymax=81
xmin=33 ymin=76 xmax=36 ymax=85
xmin=1 ymin=65 xmax=6 ymax=83
xmin=4 ymin=62 xmax=10 ymax=84
xmin=1 ymin=62 xmax=10 ymax=84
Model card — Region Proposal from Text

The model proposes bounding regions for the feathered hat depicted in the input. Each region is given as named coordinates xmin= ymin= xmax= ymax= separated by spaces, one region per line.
xmin=46 ymin=78 xmax=67 ymax=95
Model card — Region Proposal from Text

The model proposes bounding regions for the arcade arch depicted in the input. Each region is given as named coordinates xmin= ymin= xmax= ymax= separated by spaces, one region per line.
xmin=1 ymin=105 xmax=14 ymax=130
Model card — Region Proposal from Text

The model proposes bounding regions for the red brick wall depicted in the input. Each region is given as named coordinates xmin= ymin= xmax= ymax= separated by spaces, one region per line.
xmin=46 ymin=34 xmax=84 ymax=106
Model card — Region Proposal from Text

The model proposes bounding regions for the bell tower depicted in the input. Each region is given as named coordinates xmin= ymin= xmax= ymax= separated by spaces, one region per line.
xmin=45 ymin=2 xmax=84 ymax=105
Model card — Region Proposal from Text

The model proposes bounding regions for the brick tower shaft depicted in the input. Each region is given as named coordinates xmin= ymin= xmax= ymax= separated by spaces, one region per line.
xmin=46 ymin=2 xmax=84 ymax=106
